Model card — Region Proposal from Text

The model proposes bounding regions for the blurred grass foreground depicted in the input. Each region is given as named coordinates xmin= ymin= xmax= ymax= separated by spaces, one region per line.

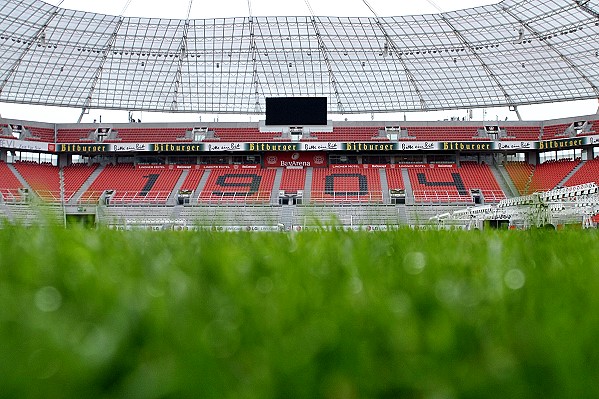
xmin=1 ymin=226 xmax=599 ymax=398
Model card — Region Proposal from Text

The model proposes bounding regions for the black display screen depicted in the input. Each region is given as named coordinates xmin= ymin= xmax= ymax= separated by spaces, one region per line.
xmin=265 ymin=97 xmax=327 ymax=126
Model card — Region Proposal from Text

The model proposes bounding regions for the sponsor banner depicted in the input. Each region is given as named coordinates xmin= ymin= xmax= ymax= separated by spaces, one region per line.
xmin=368 ymin=164 xmax=395 ymax=169
xmin=112 ymin=143 xmax=149 ymax=152
xmin=439 ymin=141 xmax=494 ymax=151
xmin=151 ymin=143 xmax=207 ymax=152
xmin=248 ymin=143 xmax=301 ymax=152
xmin=330 ymin=164 xmax=363 ymax=169
xmin=495 ymin=141 xmax=536 ymax=150
xmin=264 ymin=152 xmax=327 ymax=168
xmin=396 ymin=141 xmax=439 ymax=151
xmin=55 ymin=143 xmax=110 ymax=152
xmin=136 ymin=164 xmax=202 ymax=170
xmin=302 ymin=142 xmax=342 ymax=151
xmin=538 ymin=137 xmax=585 ymax=151
xmin=343 ymin=142 xmax=398 ymax=151
xmin=137 ymin=164 xmax=168 ymax=169
xmin=586 ymin=135 xmax=599 ymax=146
xmin=0 ymin=138 xmax=49 ymax=152
xmin=18 ymin=134 xmax=599 ymax=155
xmin=199 ymin=164 xmax=260 ymax=170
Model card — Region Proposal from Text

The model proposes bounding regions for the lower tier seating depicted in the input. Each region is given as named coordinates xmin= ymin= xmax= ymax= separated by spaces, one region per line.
xmin=280 ymin=169 xmax=307 ymax=192
xmin=564 ymin=158 xmax=599 ymax=186
xmin=13 ymin=161 xmax=60 ymax=201
xmin=311 ymin=166 xmax=383 ymax=203
xmin=385 ymin=168 xmax=405 ymax=191
xmin=528 ymin=159 xmax=580 ymax=193
xmin=198 ymin=168 xmax=276 ymax=203
xmin=179 ymin=169 xmax=205 ymax=191
xmin=81 ymin=164 xmax=183 ymax=204
xmin=407 ymin=164 xmax=504 ymax=204
xmin=63 ymin=164 xmax=99 ymax=201
xmin=0 ymin=161 xmax=25 ymax=202
xmin=504 ymin=161 xmax=534 ymax=195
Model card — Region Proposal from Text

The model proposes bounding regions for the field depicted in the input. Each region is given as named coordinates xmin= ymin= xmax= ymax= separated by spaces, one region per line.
xmin=1 ymin=225 xmax=599 ymax=398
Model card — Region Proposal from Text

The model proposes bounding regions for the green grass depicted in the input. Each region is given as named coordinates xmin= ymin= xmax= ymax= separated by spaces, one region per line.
xmin=1 ymin=226 xmax=599 ymax=398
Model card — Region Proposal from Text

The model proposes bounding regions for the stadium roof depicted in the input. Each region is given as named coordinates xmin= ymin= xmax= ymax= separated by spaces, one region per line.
xmin=0 ymin=0 xmax=598 ymax=115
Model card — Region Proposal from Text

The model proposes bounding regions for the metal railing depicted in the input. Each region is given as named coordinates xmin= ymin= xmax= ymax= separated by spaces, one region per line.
xmin=309 ymin=191 xmax=384 ymax=205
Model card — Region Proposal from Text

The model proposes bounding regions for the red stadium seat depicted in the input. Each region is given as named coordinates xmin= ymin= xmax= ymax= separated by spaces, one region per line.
xmin=280 ymin=169 xmax=307 ymax=192
xmin=311 ymin=166 xmax=383 ymax=203
xmin=81 ymin=164 xmax=183 ymax=204
xmin=198 ymin=168 xmax=276 ymax=204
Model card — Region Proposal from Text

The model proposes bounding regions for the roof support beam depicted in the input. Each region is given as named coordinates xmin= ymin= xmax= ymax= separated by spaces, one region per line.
xmin=502 ymin=7 xmax=599 ymax=97
xmin=0 ymin=4 xmax=61 ymax=95
xmin=373 ymin=19 xmax=428 ymax=111
xmin=309 ymin=17 xmax=344 ymax=113
xmin=248 ymin=17 xmax=262 ymax=113
xmin=303 ymin=0 xmax=344 ymax=111
xmin=361 ymin=1 xmax=427 ymax=111
xmin=440 ymin=15 xmax=515 ymax=107
xmin=77 ymin=18 xmax=124 ymax=123
xmin=170 ymin=0 xmax=194 ymax=111
xmin=574 ymin=0 xmax=599 ymax=20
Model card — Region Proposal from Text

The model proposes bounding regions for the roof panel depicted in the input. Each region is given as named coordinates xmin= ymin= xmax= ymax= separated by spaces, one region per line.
xmin=0 ymin=0 xmax=598 ymax=113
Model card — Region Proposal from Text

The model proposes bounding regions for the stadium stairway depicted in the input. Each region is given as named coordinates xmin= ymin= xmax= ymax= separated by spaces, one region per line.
xmin=379 ymin=169 xmax=390 ymax=204
xmin=401 ymin=168 xmax=415 ymax=205
xmin=303 ymin=168 xmax=313 ymax=202
xmin=397 ymin=205 xmax=408 ymax=224
xmin=271 ymin=168 xmax=283 ymax=205
xmin=67 ymin=164 xmax=105 ymax=205
xmin=280 ymin=205 xmax=295 ymax=229
xmin=169 ymin=205 xmax=184 ymax=221
xmin=168 ymin=169 xmax=190 ymax=205
xmin=191 ymin=170 xmax=211 ymax=202
xmin=558 ymin=160 xmax=586 ymax=187
xmin=0 ymin=202 xmax=14 ymax=222
xmin=6 ymin=164 xmax=34 ymax=196
xmin=490 ymin=163 xmax=518 ymax=198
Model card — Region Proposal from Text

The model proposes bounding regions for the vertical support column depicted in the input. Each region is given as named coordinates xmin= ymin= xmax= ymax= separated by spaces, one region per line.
xmin=58 ymin=153 xmax=70 ymax=168
xmin=527 ymin=151 xmax=539 ymax=166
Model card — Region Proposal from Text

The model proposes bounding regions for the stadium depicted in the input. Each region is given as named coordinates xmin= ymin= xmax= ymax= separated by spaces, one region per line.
xmin=0 ymin=0 xmax=598 ymax=230
xmin=2 ymin=0 xmax=599 ymax=397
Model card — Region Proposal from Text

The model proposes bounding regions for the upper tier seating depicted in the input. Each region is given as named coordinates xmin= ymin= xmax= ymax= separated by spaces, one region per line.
xmin=198 ymin=168 xmax=276 ymax=203
xmin=1 ymin=124 xmax=15 ymax=138
xmin=403 ymin=126 xmax=487 ymax=141
xmin=280 ymin=169 xmax=307 ymax=192
xmin=501 ymin=126 xmax=541 ymax=141
xmin=206 ymin=128 xmax=284 ymax=142
xmin=0 ymin=161 xmax=25 ymax=201
xmin=541 ymin=124 xmax=570 ymax=140
xmin=564 ymin=158 xmax=599 ymax=186
xmin=407 ymin=164 xmax=504 ymax=204
xmin=25 ymin=126 xmax=55 ymax=142
xmin=13 ymin=161 xmax=60 ymax=201
xmin=577 ymin=121 xmax=597 ymax=136
xmin=306 ymin=127 xmax=384 ymax=141
xmin=81 ymin=164 xmax=183 ymax=204
xmin=106 ymin=128 xmax=190 ymax=142
xmin=311 ymin=166 xmax=383 ymax=203
xmin=57 ymin=128 xmax=95 ymax=142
